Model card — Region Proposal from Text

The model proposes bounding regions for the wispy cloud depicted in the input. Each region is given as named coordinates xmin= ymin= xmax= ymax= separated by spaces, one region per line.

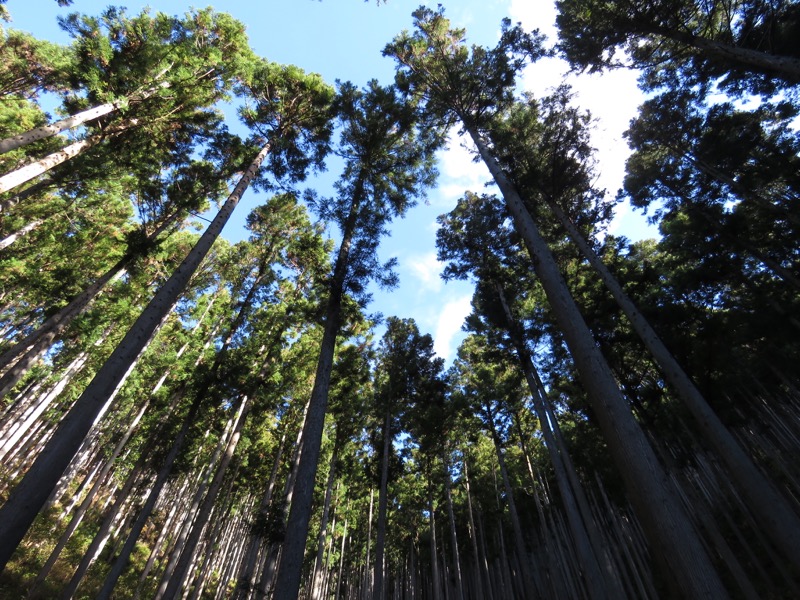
xmin=405 ymin=252 xmax=444 ymax=293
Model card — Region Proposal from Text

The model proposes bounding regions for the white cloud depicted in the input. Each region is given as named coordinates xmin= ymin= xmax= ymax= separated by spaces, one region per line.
xmin=433 ymin=294 xmax=473 ymax=361
xmin=405 ymin=252 xmax=443 ymax=293
xmin=432 ymin=129 xmax=493 ymax=207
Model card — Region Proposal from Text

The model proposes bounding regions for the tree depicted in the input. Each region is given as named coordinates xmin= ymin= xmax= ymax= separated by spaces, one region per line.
xmin=0 ymin=7 xmax=253 ymax=194
xmin=492 ymin=87 xmax=800 ymax=570
xmin=385 ymin=8 xmax=730 ymax=597
xmin=556 ymin=0 xmax=800 ymax=96
xmin=0 ymin=60 xmax=334 ymax=574
xmin=272 ymin=80 xmax=440 ymax=600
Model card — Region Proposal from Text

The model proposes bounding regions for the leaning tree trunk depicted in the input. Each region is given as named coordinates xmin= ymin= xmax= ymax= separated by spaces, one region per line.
xmin=0 ymin=78 xmax=170 ymax=154
xmin=272 ymin=183 xmax=363 ymax=600
xmin=0 ymin=141 xmax=271 ymax=572
xmin=160 ymin=395 xmax=251 ymax=600
xmin=0 ymin=133 xmax=105 ymax=195
xmin=0 ymin=218 xmax=42 ymax=250
xmin=495 ymin=282 xmax=620 ymax=599
xmin=547 ymin=197 xmax=800 ymax=569
xmin=91 ymin=391 xmax=205 ymax=600
xmin=464 ymin=123 xmax=729 ymax=599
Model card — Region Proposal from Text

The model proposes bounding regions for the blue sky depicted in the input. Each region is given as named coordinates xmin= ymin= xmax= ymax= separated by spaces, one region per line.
xmin=4 ymin=0 xmax=653 ymax=362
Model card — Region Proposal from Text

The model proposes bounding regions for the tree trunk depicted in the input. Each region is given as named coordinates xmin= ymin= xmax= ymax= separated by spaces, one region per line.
xmin=668 ymin=28 xmax=800 ymax=81
xmin=495 ymin=282 xmax=619 ymax=599
xmin=465 ymin=125 xmax=729 ymax=599
xmin=547 ymin=197 xmax=800 ymax=569
xmin=441 ymin=451 xmax=464 ymax=600
xmin=311 ymin=447 xmax=339 ymax=600
xmin=160 ymin=395 xmax=251 ymax=600
xmin=482 ymin=403 xmax=537 ymax=599
xmin=28 ymin=398 xmax=150 ymax=594
xmin=0 ymin=142 xmax=271 ymax=573
xmin=58 ymin=458 xmax=145 ymax=599
xmin=0 ymin=218 xmax=42 ymax=250
xmin=0 ymin=134 xmax=104 ymax=194
xmin=0 ymin=210 xmax=179 ymax=396
xmin=374 ymin=411 xmax=392 ymax=600
xmin=272 ymin=182 xmax=363 ymax=600
xmin=428 ymin=482 xmax=441 ymax=600
xmin=92 ymin=392 xmax=204 ymax=600
xmin=0 ymin=79 xmax=169 ymax=154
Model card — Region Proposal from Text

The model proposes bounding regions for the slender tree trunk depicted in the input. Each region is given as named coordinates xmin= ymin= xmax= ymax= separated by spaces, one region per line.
xmin=374 ymin=411 xmax=392 ymax=600
xmin=235 ymin=428 xmax=287 ymax=600
xmin=0 ymin=211 xmax=178 ymax=395
xmin=363 ymin=488 xmax=375 ymax=600
xmin=0 ymin=134 xmax=105 ymax=194
xmin=0 ymin=79 xmax=169 ymax=154
xmin=58 ymin=458 xmax=145 ymax=599
xmin=441 ymin=450 xmax=464 ymax=600
xmin=495 ymin=282 xmax=619 ymax=599
xmin=92 ymin=392 xmax=205 ymax=600
xmin=547 ymin=197 xmax=800 ymax=569
xmin=482 ymin=404 xmax=537 ymax=599
xmin=428 ymin=482 xmax=441 ymax=600
xmin=465 ymin=125 xmax=729 ymax=599
xmin=0 ymin=218 xmax=42 ymax=250
xmin=28 ymin=398 xmax=150 ymax=593
xmin=0 ymin=142 xmax=271 ymax=573
xmin=463 ymin=458 xmax=491 ymax=600
xmin=272 ymin=183 xmax=363 ymax=600
xmin=161 ymin=395 xmax=251 ymax=600
xmin=311 ymin=447 xmax=339 ymax=600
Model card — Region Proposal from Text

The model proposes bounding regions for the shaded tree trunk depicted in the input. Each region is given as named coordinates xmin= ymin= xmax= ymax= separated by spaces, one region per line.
xmin=465 ymin=123 xmax=729 ymax=599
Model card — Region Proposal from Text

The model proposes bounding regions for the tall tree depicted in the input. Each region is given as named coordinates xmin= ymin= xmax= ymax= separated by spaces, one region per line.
xmin=491 ymin=88 xmax=800 ymax=570
xmin=272 ymin=80 xmax=440 ymax=600
xmin=0 ymin=60 xmax=334 ymax=573
xmin=385 ymin=8 xmax=729 ymax=597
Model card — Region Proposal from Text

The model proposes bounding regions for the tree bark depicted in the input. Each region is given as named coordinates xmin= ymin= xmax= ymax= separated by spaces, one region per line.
xmin=374 ymin=411 xmax=391 ymax=600
xmin=0 ymin=135 xmax=103 ymax=194
xmin=161 ymin=395 xmax=251 ymax=600
xmin=0 ymin=79 xmax=169 ymax=154
xmin=272 ymin=182 xmax=363 ymax=600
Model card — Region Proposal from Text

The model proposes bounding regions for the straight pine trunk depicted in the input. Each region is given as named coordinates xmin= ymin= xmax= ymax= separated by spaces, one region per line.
xmin=441 ymin=451 xmax=464 ymax=600
xmin=160 ymin=395 xmax=251 ymax=600
xmin=272 ymin=184 xmax=363 ymax=600
xmin=374 ymin=411 xmax=392 ymax=600
xmin=310 ymin=446 xmax=339 ymax=600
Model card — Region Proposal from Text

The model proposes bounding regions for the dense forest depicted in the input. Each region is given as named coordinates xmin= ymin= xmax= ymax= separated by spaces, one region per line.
xmin=0 ymin=1 xmax=799 ymax=598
